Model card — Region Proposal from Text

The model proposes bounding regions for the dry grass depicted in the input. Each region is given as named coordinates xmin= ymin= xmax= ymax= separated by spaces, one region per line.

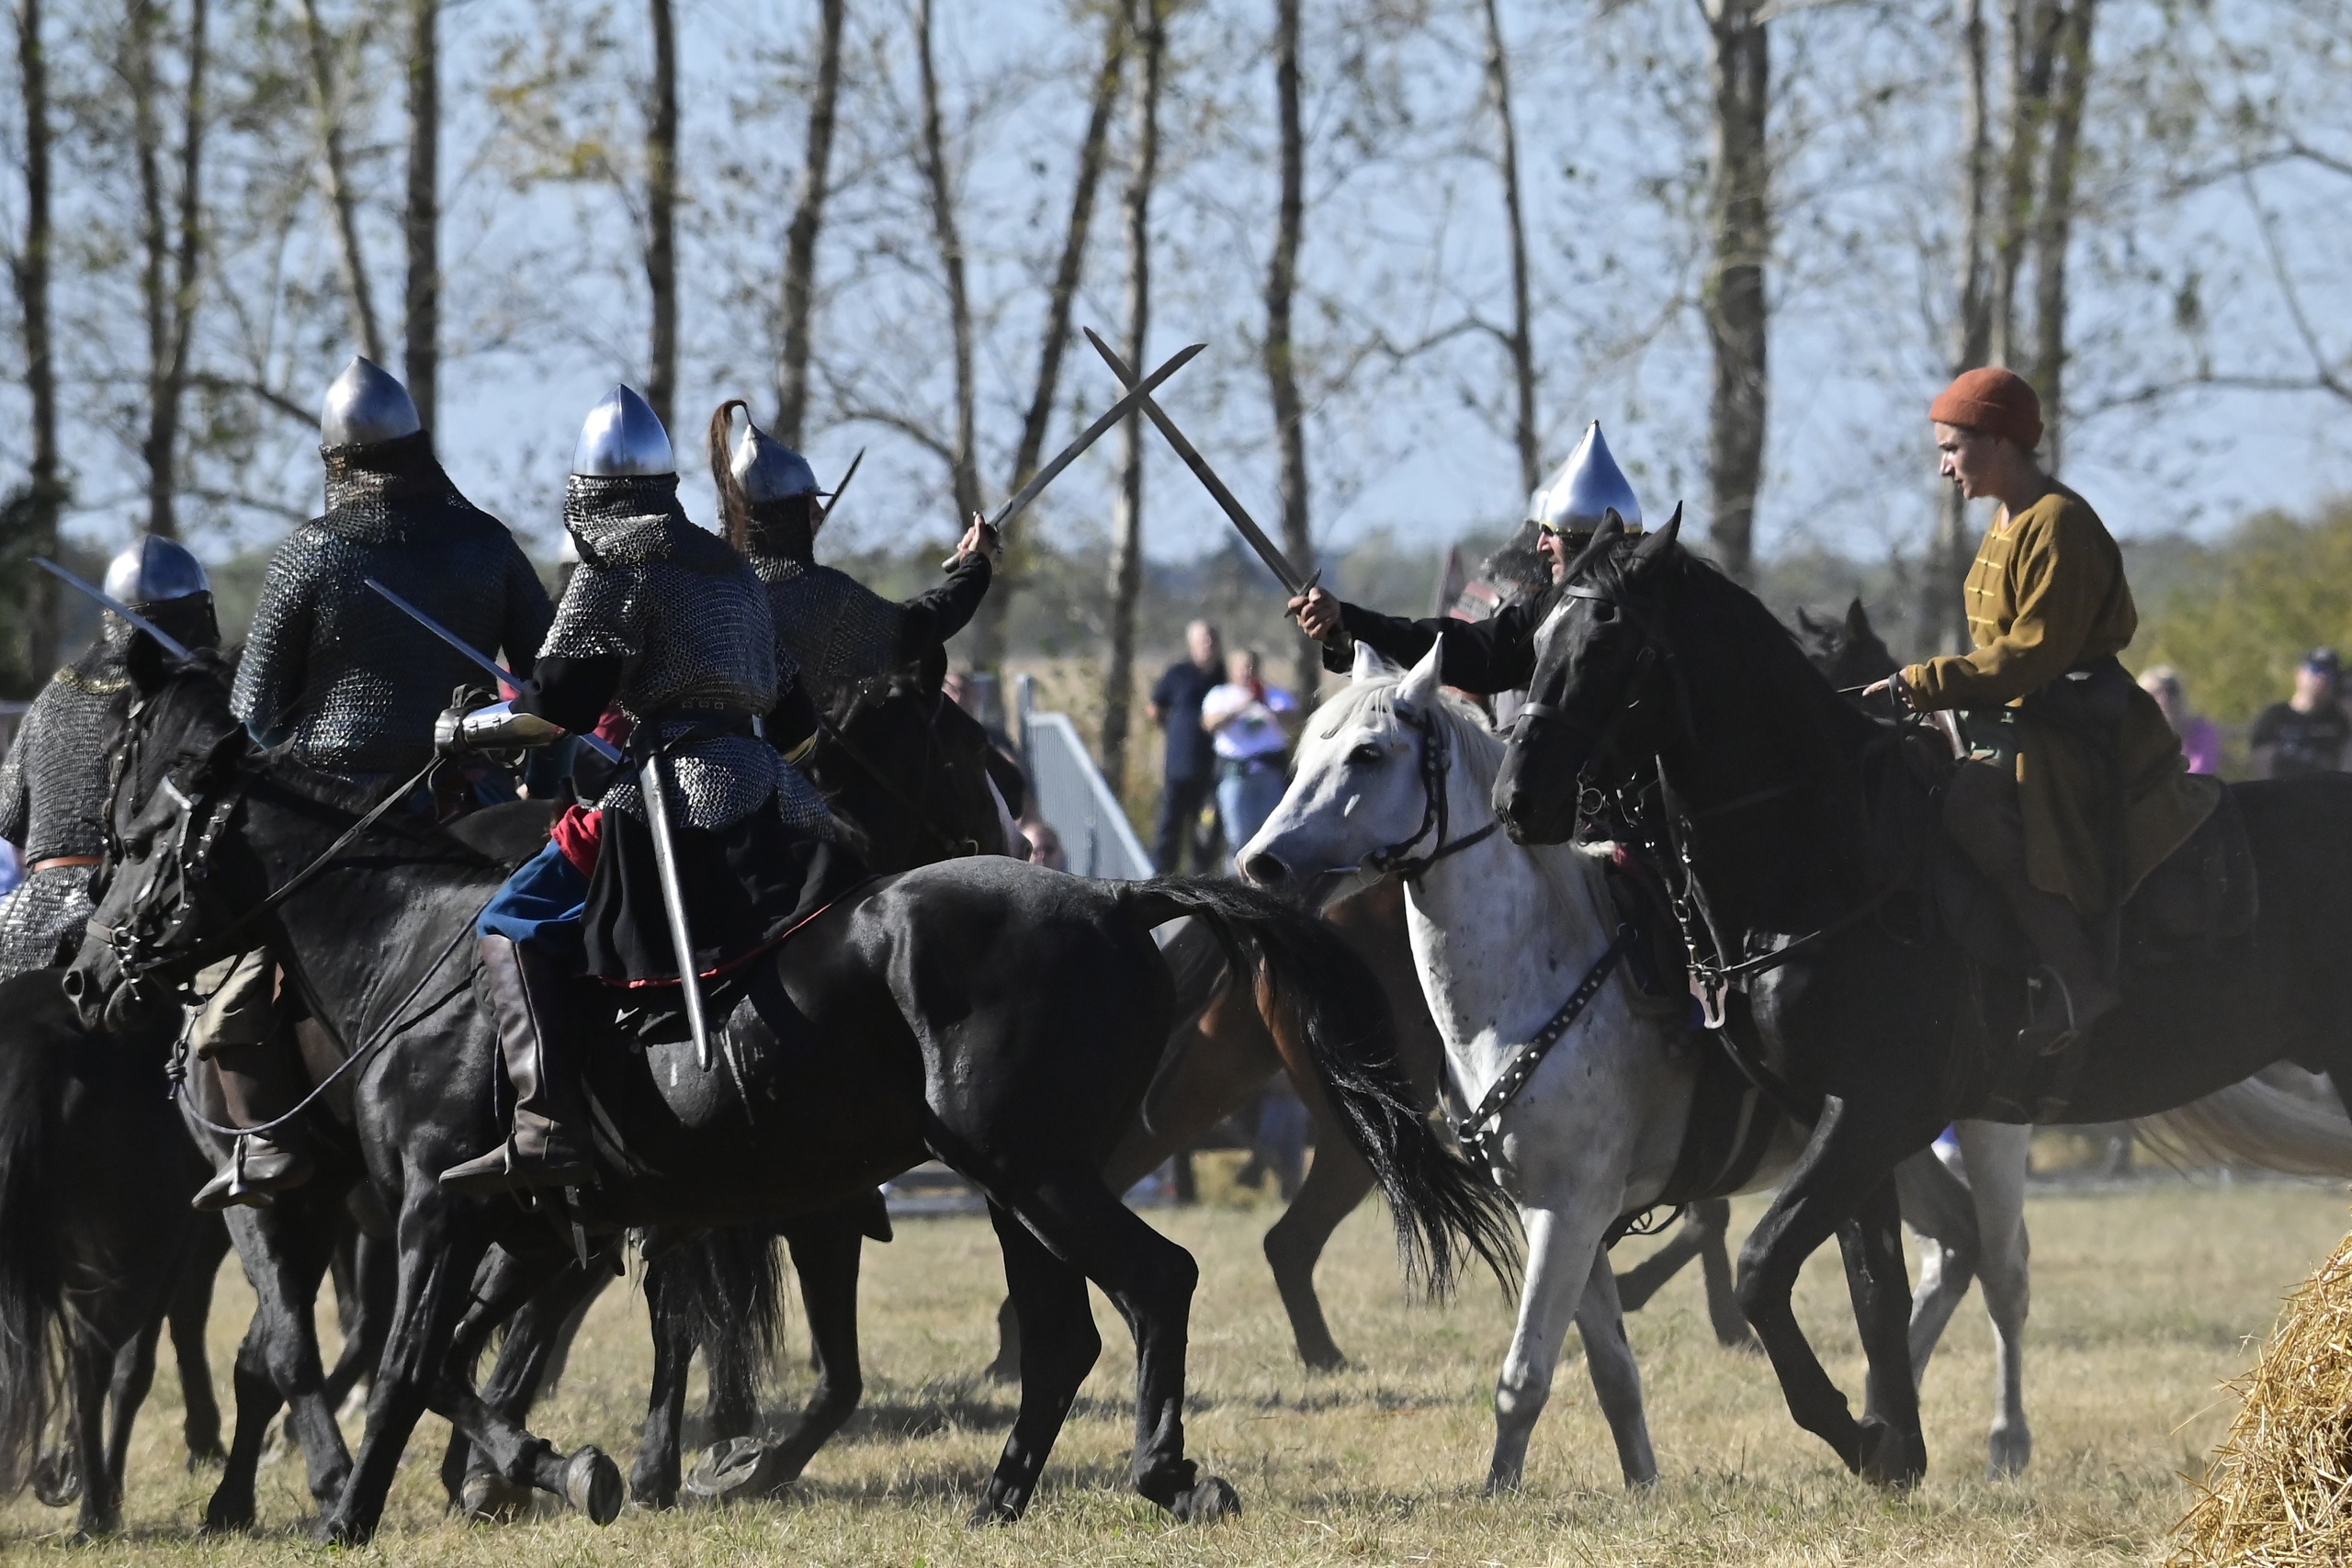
xmin=2173 ymin=1219 xmax=2352 ymax=1565
xmin=4 ymin=1175 xmax=2342 ymax=1565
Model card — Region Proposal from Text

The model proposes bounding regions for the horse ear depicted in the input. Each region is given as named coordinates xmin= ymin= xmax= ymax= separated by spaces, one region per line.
xmin=1632 ymin=502 xmax=1681 ymax=565
xmin=1844 ymin=596 xmax=1872 ymax=638
xmin=1351 ymin=637 xmax=1402 ymax=682
xmin=1794 ymin=606 xmax=1826 ymax=637
xmin=1561 ymin=512 xmax=1623 ymax=583
xmin=1393 ymin=638 xmax=1443 ymax=712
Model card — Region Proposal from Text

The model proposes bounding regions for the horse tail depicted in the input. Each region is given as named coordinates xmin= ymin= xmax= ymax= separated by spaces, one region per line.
xmin=654 ymin=1225 xmax=784 ymax=1409
xmin=2132 ymin=1068 xmax=2352 ymax=1178
xmin=0 ymin=976 xmax=68 ymax=1495
xmin=1118 ymin=876 xmax=1519 ymax=1299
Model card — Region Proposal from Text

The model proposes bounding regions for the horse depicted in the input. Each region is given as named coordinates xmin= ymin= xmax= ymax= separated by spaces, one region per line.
xmin=63 ymin=652 xmax=1513 ymax=1540
xmin=1239 ymin=644 xmax=1807 ymax=1489
xmin=0 ymin=971 xmax=223 ymax=1534
xmin=1494 ymin=511 xmax=2352 ymax=1484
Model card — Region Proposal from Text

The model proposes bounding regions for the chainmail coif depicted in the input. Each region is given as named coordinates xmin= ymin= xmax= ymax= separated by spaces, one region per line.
xmin=231 ymin=432 xmax=554 ymax=785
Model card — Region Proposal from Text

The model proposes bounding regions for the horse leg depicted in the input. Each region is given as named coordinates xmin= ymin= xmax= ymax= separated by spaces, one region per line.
xmin=451 ymin=1256 xmax=609 ymax=1517
xmin=170 ymin=1216 xmax=230 ymax=1467
xmin=95 ymin=1318 xmax=164 ymax=1531
xmin=1261 ymin=1128 xmax=1374 ymax=1372
xmin=1838 ymin=1176 xmax=1922 ymax=1483
xmin=1894 ymin=1144 xmax=1977 ymax=1381
xmin=1487 ymin=1199 xmax=1630 ymax=1494
xmin=1573 ymin=1249 xmax=1657 ymax=1487
xmin=66 ymin=1335 xmax=115 ymax=1534
xmin=630 ymin=1251 xmax=696 ymax=1510
xmin=1957 ymin=1120 xmax=2032 ymax=1477
xmin=314 ymin=1197 xmax=491 ymax=1544
xmin=1736 ymin=1099 xmax=1926 ymax=1484
xmin=1611 ymin=1208 xmax=1709 ymax=1312
xmin=970 ymin=1198 xmax=1103 ymax=1525
xmin=323 ymin=1226 xmax=396 ymax=1415
xmin=222 ymin=1204 xmax=351 ymax=1508
xmin=204 ymin=1314 xmax=282 ymax=1531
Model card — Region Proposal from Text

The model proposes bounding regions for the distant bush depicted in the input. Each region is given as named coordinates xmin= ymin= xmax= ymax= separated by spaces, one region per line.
xmin=2133 ymin=498 xmax=2352 ymax=728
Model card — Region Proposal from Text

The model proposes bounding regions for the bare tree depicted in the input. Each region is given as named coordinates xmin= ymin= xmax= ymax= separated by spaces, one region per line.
xmin=1988 ymin=0 xmax=2058 ymax=369
xmin=914 ymin=0 xmax=982 ymax=524
xmin=644 ymin=0 xmax=678 ymax=425
xmin=298 ymin=0 xmax=379 ymax=360
xmin=1480 ymin=0 xmax=1537 ymax=497
xmin=1099 ymin=0 xmax=1164 ymax=794
xmin=1702 ymin=0 xmax=1769 ymax=585
xmin=775 ymin=0 xmax=846 ymax=447
xmin=404 ymin=0 xmax=438 ymax=427
xmin=10 ymin=0 xmax=58 ymax=678
xmin=1922 ymin=0 xmax=1996 ymax=654
xmin=970 ymin=6 xmax=1127 ymax=667
xmin=1266 ymin=0 xmax=1313 ymax=703
xmin=2028 ymin=0 xmax=2095 ymax=467
xmin=128 ymin=0 xmax=213 ymax=539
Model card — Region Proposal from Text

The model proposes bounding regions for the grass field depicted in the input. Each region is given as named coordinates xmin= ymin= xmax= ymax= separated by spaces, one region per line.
xmin=7 ymin=1171 xmax=2345 ymax=1565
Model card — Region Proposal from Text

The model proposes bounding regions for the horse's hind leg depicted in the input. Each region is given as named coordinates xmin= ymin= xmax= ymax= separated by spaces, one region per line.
xmin=630 ymin=1249 xmax=697 ymax=1510
xmin=1956 ymin=1120 xmax=2031 ymax=1477
xmin=1573 ymin=1249 xmax=1657 ymax=1487
xmin=971 ymin=1197 xmax=1103 ymax=1525
xmin=171 ymin=1216 xmax=231 ymax=1466
xmin=1261 ymin=1124 xmax=1373 ymax=1371
xmin=763 ymin=1208 xmax=867 ymax=1486
xmin=323 ymin=1226 xmax=396 ymax=1415
xmin=205 ymin=1313 xmax=285 ymax=1530
xmin=66 ymin=1335 xmax=116 ymax=1534
xmin=96 ymin=1319 xmax=164 ymax=1530
xmin=449 ymin=1255 xmax=609 ymax=1517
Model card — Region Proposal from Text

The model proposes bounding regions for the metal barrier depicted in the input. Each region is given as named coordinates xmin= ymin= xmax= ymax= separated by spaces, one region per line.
xmin=1012 ymin=676 xmax=1153 ymax=881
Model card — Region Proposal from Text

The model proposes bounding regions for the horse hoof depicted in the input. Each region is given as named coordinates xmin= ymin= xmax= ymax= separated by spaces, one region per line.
xmin=1857 ymin=1420 xmax=1925 ymax=1489
xmin=684 ymin=1436 xmax=808 ymax=1504
xmin=1173 ymin=1476 xmax=1240 ymax=1523
xmin=311 ymin=1514 xmax=373 ymax=1546
xmin=1299 ymin=1346 xmax=1350 ymax=1374
xmin=1987 ymin=1426 xmax=2032 ymax=1479
xmin=565 ymin=1447 xmax=625 ymax=1526
xmin=458 ymin=1470 xmax=533 ymax=1522
xmin=31 ymin=1447 xmax=79 ymax=1508
xmin=200 ymin=1494 xmax=255 ymax=1534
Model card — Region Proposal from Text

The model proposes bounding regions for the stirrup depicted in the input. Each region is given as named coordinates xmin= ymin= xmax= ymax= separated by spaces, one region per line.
xmin=438 ymin=1136 xmax=595 ymax=1198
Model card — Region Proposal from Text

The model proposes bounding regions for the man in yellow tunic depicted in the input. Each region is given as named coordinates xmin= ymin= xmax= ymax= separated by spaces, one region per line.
xmin=1866 ymin=367 xmax=2218 ymax=1116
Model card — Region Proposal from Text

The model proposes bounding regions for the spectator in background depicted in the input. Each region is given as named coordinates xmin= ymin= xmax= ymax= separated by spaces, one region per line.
xmin=2250 ymin=648 xmax=2351 ymax=778
xmin=1202 ymin=649 xmax=1300 ymax=867
xmin=1148 ymin=620 xmax=1224 ymax=874
xmin=2140 ymin=666 xmax=2223 ymax=776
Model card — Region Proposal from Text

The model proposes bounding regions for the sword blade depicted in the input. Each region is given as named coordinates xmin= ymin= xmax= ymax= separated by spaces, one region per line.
xmin=35 ymin=558 xmax=195 ymax=660
xmin=817 ymin=446 xmax=865 ymax=529
xmin=364 ymin=578 xmax=622 ymax=764
xmin=638 ymin=750 xmax=714 ymax=1072
xmin=988 ymin=341 xmax=1204 ymax=534
xmin=1081 ymin=330 xmax=1314 ymax=595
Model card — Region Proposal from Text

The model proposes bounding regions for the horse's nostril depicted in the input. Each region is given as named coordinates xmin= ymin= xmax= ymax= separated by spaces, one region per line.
xmin=1243 ymin=853 xmax=1289 ymax=887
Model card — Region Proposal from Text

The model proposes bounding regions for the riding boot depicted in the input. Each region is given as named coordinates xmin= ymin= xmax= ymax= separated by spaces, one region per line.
xmin=438 ymin=934 xmax=597 ymax=1196
xmin=1987 ymin=881 xmax=2120 ymax=1121
xmin=191 ymin=1040 xmax=315 ymax=1213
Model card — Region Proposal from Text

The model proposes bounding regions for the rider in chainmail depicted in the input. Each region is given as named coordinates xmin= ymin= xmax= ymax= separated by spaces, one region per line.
xmin=0 ymin=537 xmax=219 ymax=980
xmin=443 ymin=387 xmax=866 ymax=1197
xmin=710 ymin=404 xmax=993 ymax=716
xmin=232 ymin=356 xmax=554 ymax=791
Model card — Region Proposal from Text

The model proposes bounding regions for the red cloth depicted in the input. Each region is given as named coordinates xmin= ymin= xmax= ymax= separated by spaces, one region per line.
xmin=1929 ymin=367 xmax=2043 ymax=451
xmin=551 ymin=805 xmax=604 ymax=878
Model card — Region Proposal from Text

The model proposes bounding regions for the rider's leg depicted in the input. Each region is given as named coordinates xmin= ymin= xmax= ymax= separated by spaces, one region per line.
xmin=439 ymin=840 xmax=596 ymax=1195
xmin=1943 ymin=759 xmax=2118 ymax=1066
xmin=190 ymin=950 xmax=313 ymax=1212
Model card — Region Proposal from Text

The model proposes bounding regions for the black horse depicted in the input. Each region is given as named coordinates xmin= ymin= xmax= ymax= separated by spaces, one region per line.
xmin=1493 ymin=513 xmax=2352 ymax=1485
xmin=66 ymin=654 xmax=1511 ymax=1540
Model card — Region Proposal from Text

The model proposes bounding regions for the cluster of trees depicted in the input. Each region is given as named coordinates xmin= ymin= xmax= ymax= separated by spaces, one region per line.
xmin=0 ymin=0 xmax=2342 ymax=793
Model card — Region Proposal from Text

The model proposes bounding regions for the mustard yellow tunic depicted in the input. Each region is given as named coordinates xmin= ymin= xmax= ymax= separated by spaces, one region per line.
xmin=1901 ymin=485 xmax=2218 ymax=913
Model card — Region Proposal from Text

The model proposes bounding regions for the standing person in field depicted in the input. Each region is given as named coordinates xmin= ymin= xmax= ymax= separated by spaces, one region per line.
xmin=1148 ymin=620 xmax=1224 ymax=874
xmin=1201 ymin=649 xmax=1300 ymax=872
xmin=2248 ymin=649 xmax=2350 ymax=779
xmin=2140 ymin=666 xmax=2223 ymax=776
xmin=1862 ymin=367 xmax=2216 ymax=1119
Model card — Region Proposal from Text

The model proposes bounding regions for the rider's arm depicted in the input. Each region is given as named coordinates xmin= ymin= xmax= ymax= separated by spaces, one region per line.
xmin=515 ymin=656 xmax=624 ymax=737
xmin=0 ymin=698 xmax=33 ymax=851
xmin=1331 ymin=597 xmax=1545 ymax=695
xmin=497 ymin=537 xmax=557 ymax=682
xmin=896 ymin=549 xmax=992 ymax=662
xmin=1899 ymin=494 xmax=2113 ymax=711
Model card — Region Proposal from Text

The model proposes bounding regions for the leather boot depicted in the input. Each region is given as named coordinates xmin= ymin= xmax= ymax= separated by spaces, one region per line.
xmin=439 ymin=935 xmax=597 ymax=1196
xmin=191 ymin=1039 xmax=316 ymax=1213
xmin=1988 ymin=880 xmax=2119 ymax=1120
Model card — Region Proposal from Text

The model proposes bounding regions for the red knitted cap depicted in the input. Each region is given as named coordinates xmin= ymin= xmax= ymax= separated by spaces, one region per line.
xmin=1929 ymin=367 xmax=2043 ymax=450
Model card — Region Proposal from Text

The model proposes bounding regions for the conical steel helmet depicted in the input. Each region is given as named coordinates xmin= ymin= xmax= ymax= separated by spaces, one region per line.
xmin=1532 ymin=421 xmax=1642 ymax=534
xmin=730 ymin=418 xmax=821 ymax=503
xmin=320 ymin=355 xmax=424 ymax=447
xmin=102 ymin=535 xmax=210 ymax=606
xmin=571 ymin=385 xmax=675 ymax=477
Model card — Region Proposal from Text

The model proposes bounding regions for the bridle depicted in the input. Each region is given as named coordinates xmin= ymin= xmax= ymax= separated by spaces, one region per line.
xmin=808 ymin=683 xmax=990 ymax=862
xmin=1360 ymin=698 xmax=1497 ymax=879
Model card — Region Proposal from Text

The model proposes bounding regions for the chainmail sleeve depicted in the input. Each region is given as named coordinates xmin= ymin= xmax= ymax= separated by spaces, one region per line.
xmin=231 ymin=547 xmax=318 ymax=745
xmin=0 ymin=705 xmax=33 ymax=849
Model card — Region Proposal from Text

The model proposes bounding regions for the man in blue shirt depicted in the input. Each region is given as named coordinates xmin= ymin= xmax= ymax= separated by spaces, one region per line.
xmin=1148 ymin=620 xmax=1223 ymax=874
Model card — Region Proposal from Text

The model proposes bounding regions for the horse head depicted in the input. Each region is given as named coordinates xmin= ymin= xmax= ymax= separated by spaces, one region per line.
xmin=1794 ymin=598 xmax=1897 ymax=690
xmin=63 ymin=652 xmax=250 ymax=1035
xmin=1241 ymin=638 xmax=1494 ymax=900
xmin=803 ymin=678 xmax=1012 ymax=871
xmin=1494 ymin=508 xmax=1686 ymax=845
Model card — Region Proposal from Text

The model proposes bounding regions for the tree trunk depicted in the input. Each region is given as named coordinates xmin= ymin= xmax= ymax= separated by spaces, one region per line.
xmin=132 ymin=0 xmax=208 ymax=540
xmin=1266 ymin=0 xmax=1314 ymax=705
xmin=2030 ymin=0 xmax=2095 ymax=469
xmin=12 ymin=0 xmax=57 ymax=676
xmin=1479 ymin=0 xmax=1537 ymax=498
xmin=644 ymin=0 xmax=678 ymax=427
xmin=299 ymin=0 xmax=379 ymax=360
xmin=775 ymin=0 xmax=845 ymax=447
xmin=968 ymin=9 xmax=1125 ymax=668
xmin=1098 ymin=0 xmax=1162 ymax=796
xmin=1702 ymin=0 xmax=1769 ymax=585
xmin=1923 ymin=0 xmax=1995 ymax=656
xmin=1989 ymin=0 xmax=2058 ymax=368
xmin=914 ymin=0 xmax=982 ymax=524
xmin=403 ymin=0 xmax=438 ymax=430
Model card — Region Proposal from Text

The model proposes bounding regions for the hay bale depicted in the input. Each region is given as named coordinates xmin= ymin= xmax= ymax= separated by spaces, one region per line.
xmin=2175 ymin=1223 xmax=2352 ymax=1565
